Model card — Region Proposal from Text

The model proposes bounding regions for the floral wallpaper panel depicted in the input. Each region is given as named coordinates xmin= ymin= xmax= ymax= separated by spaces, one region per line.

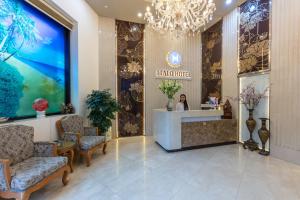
xmin=239 ymin=0 xmax=270 ymax=75
xmin=116 ymin=20 xmax=144 ymax=137
xmin=201 ymin=20 xmax=222 ymax=104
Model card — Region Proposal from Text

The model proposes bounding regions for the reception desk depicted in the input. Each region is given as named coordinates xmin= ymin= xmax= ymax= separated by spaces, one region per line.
xmin=153 ymin=109 xmax=237 ymax=151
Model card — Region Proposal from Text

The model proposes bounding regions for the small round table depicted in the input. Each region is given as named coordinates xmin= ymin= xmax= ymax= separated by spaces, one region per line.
xmin=56 ymin=141 xmax=76 ymax=173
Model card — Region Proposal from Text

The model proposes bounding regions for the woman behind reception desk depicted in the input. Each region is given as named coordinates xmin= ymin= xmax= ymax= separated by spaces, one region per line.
xmin=153 ymin=108 xmax=238 ymax=152
xmin=176 ymin=94 xmax=189 ymax=111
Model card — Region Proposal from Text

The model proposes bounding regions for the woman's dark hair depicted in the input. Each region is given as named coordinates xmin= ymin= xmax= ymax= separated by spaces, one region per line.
xmin=180 ymin=94 xmax=189 ymax=110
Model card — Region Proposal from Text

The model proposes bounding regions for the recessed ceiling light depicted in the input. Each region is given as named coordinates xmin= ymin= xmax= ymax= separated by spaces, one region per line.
xmin=225 ymin=0 xmax=232 ymax=5
xmin=104 ymin=5 xmax=108 ymax=8
xmin=137 ymin=12 xmax=143 ymax=18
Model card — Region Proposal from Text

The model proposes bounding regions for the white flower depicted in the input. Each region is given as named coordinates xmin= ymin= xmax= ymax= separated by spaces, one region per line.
xmin=158 ymin=80 xmax=182 ymax=99
xmin=244 ymin=40 xmax=269 ymax=58
xmin=240 ymin=55 xmax=257 ymax=72
xmin=129 ymin=82 xmax=143 ymax=93
xmin=127 ymin=61 xmax=142 ymax=73
xmin=124 ymin=122 xmax=139 ymax=134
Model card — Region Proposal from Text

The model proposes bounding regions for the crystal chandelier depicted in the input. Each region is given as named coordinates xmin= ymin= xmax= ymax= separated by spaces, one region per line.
xmin=144 ymin=0 xmax=216 ymax=36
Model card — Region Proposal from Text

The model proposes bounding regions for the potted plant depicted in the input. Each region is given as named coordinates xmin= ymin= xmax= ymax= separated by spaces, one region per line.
xmin=159 ymin=80 xmax=182 ymax=111
xmin=86 ymin=90 xmax=120 ymax=137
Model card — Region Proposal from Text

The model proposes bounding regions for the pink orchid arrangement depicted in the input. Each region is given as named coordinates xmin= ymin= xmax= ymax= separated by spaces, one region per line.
xmin=239 ymin=83 xmax=268 ymax=110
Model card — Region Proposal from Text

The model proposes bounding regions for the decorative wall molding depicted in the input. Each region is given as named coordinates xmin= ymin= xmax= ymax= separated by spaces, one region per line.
xmin=270 ymin=0 xmax=300 ymax=164
xmin=116 ymin=20 xmax=144 ymax=137
xmin=222 ymin=8 xmax=238 ymax=118
xmin=99 ymin=17 xmax=117 ymax=138
xmin=239 ymin=0 xmax=270 ymax=75
xmin=201 ymin=20 xmax=223 ymax=104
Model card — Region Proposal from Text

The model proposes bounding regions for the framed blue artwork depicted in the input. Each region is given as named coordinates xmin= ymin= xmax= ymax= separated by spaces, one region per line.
xmin=0 ymin=0 xmax=70 ymax=119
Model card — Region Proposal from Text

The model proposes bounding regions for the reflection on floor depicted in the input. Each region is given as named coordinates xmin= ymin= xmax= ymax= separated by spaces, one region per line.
xmin=31 ymin=136 xmax=300 ymax=200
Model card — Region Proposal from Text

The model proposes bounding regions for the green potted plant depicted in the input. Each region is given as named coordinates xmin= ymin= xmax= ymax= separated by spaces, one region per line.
xmin=159 ymin=80 xmax=182 ymax=111
xmin=86 ymin=89 xmax=120 ymax=137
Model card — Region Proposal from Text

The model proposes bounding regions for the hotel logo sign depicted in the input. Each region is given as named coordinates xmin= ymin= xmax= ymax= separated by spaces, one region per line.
xmin=155 ymin=51 xmax=192 ymax=80
xmin=155 ymin=69 xmax=192 ymax=80
xmin=166 ymin=51 xmax=182 ymax=68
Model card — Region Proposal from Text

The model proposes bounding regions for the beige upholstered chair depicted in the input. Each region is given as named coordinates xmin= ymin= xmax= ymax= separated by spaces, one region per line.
xmin=0 ymin=125 xmax=69 ymax=200
xmin=56 ymin=115 xmax=107 ymax=167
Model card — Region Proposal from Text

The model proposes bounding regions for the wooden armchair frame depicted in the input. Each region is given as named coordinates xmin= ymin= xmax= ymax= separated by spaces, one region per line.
xmin=56 ymin=119 xmax=107 ymax=167
xmin=0 ymin=151 xmax=70 ymax=200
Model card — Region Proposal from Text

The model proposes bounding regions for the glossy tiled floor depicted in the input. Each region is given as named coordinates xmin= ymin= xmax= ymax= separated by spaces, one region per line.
xmin=31 ymin=136 xmax=300 ymax=200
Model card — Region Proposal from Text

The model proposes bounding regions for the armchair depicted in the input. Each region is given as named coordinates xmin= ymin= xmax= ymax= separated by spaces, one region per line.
xmin=0 ymin=125 xmax=70 ymax=200
xmin=56 ymin=115 xmax=107 ymax=167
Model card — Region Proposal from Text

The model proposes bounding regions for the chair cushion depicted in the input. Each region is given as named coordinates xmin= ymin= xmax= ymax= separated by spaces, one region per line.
xmin=10 ymin=157 xmax=67 ymax=192
xmin=0 ymin=125 xmax=34 ymax=165
xmin=80 ymin=136 xmax=105 ymax=150
xmin=0 ymin=163 xmax=7 ymax=191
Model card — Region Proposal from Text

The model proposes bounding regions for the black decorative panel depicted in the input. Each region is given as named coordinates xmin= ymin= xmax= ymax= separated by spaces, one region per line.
xmin=201 ymin=20 xmax=222 ymax=103
xmin=116 ymin=20 xmax=144 ymax=137
xmin=239 ymin=0 xmax=270 ymax=75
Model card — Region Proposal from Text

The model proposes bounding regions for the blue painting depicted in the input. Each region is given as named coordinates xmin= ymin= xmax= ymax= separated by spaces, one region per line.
xmin=0 ymin=0 xmax=69 ymax=118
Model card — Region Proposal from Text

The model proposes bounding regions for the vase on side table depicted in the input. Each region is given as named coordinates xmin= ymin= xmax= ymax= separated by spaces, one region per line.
xmin=258 ymin=118 xmax=270 ymax=156
xmin=243 ymin=109 xmax=259 ymax=151
xmin=166 ymin=98 xmax=173 ymax=111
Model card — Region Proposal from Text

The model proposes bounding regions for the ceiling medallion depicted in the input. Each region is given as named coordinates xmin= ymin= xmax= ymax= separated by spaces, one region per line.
xmin=144 ymin=0 xmax=216 ymax=37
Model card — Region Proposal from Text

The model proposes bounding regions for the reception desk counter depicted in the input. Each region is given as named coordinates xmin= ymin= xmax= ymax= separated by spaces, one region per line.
xmin=153 ymin=109 xmax=237 ymax=151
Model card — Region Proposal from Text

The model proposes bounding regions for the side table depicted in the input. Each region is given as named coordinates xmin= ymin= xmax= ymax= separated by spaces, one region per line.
xmin=56 ymin=141 xmax=76 ymax=173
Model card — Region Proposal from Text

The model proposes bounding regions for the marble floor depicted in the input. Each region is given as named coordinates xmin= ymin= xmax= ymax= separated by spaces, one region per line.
xmin=30 ymin=136 xmax=300 ymax=200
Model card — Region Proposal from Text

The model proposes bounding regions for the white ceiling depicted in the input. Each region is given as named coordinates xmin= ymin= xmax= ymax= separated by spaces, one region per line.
xmin=86 ymin=0 xmax=246 ymax=31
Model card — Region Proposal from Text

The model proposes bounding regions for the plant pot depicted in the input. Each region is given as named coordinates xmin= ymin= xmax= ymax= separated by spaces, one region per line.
xmin=36 ymin=111 xmax=46 ymax=118
xmin=258 ymin=118 xmax=270 ymax=156
xmin=105 ymin=127 xmax=112 ymax=141
xmin=166 ymin=98 xmax=173 ymax=111
xmin=243 ymin=109 xmax=259 ymax=151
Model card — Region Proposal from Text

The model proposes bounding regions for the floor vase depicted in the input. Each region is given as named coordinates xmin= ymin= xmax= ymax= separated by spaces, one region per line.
xmin=243 ymin=109 xmax=259 ymax=151
xmin=258 ymin=118 xmax=270 ymax=156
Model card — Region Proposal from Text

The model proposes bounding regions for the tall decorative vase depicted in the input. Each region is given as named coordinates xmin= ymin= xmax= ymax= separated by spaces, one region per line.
xmin=258 ymin=118 xmax=270 ymax=156
xmin=243 ymin=109 xmax=259 ymax=151
xmin=166 ymin=98 xmax=173 ymax=111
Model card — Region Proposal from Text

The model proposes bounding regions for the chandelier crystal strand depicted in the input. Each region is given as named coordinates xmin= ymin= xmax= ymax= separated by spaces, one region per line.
xmin=145 ymin=0 xmax=216 ymax=37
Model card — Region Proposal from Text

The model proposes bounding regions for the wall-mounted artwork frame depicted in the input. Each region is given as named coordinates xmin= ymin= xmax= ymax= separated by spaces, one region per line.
xmin=238 ymin=0 xmax=271 ymax=76
xmin=0 ymin=0 xmax=70 ymax=119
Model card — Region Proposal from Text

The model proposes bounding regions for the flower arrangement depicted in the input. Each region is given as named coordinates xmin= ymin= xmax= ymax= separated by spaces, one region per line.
xmin=239 ymin=83 xmax=268 ymax=110
xmin=32 ymin=98 xmax=48 ymax=112
xmin=124 ymin=122 xmax=139 ymax=134
xmin=61 ymin=103 xmax=74 ymax=114
xmin=159 ymin=80 xmax=182 ymax=99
